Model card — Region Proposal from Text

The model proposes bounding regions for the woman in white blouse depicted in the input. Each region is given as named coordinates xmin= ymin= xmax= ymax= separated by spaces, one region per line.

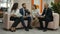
xmin=31 ymin=5 xmax=39 ymax=27
xmin=10 ymin=3 xmax=28 ymax=32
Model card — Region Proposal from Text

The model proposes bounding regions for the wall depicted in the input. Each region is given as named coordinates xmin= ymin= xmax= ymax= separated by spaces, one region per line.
xmin=12 ymin=0 xmax=55 ymax=13
xmin=43 ymin=0 xmax=54 ymax=7
xmin=32 ymin=0 xmax=43 ymax=14
xmin=34 ymin=0 xmax=40 ymax=13
xmin=14 ymin=0 xmax=31 ymax=11
xmin=54 ymin=0 xmax=60 ymax=4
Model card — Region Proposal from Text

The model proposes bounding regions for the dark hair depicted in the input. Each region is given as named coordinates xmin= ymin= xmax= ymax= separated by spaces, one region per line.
xmin=33 ymin=4 xmax=37 ymax=9
xmin=11 ymin=3 xmax=18 ymax=11
xmin=22 ymin=3 xmax=26 ymax=6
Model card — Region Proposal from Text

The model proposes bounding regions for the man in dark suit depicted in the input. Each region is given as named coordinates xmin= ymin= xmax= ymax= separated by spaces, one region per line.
xmin=38 ymin=3 xmax=53 ymax=32
xmin=19 ymin=3 xmax=32 ymax=31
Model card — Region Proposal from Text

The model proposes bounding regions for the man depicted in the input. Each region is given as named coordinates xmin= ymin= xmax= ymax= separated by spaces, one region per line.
xmin=20 ymin=3 xmax=32 ymax=31
xmin=38 ymin=3 xmax=53 ymax=32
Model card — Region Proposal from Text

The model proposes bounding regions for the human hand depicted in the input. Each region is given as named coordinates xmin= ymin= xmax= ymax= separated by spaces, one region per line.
xmin=37 ymin=14 xmax=45 ymax=18
xmin=11 ymin=14 xmax=16 ymax=17
xmin=23 ymin=16 xmax=27 ymax=18
xmin=38 ymin=16 xmax=44 ymax=18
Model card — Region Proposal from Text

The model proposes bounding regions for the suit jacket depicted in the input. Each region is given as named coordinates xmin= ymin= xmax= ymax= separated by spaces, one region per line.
xmin=19 ymin=8 xmax=30 ymax=16
xmin=42 ymin=8 xmax=53 ymax=22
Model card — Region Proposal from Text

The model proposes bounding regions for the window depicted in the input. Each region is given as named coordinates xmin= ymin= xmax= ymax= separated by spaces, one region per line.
xmin=0 ymin=0 xmax=11 ymax=8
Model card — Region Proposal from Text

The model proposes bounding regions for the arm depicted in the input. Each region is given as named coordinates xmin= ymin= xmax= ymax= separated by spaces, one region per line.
xmin=48 ymin=9 xmax=53 ymax=17
xmin=15 ymin=9 xmax=22 ymax=17
xmin=10 ymin=11 xmax=16 ymax=17
xmin=26 ymin=9 xmax=31 ymax=17
xmin=38 ymin=9 xmax=45 ymax=18
xmin=42 ymin=9 xmax=45 ymax=16
xmin=19 ymin=9 xmax=23 ymax=15
xmin=10 ymin=11 xmax=15 ymax=16
xmin=26 ymin=9 xmax=30 ymax=15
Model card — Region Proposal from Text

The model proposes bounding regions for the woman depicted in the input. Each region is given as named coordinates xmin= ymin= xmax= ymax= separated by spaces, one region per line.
xmin=31 ymin=5 xmax=39 ymax=27
xmin=10 ymin=3 xmax=28 ymax=32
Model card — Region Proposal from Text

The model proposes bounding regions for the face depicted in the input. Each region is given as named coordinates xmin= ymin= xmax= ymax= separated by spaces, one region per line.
xmin=23 ymin=4 xmax=26 ymax=9
xmin=44 ymin=3 xmax=48 ymax=9
xmin=32 ymin=5 xmax=35 ymax=10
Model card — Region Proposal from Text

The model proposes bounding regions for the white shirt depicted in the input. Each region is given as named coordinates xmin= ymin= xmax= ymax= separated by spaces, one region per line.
xmin=22 ymin=8 xmax=30 ymax=17
xmin=32 ymin=9 xmax=39 ymax=18
xmin=11 ymin=9 xmax=22 ymax=17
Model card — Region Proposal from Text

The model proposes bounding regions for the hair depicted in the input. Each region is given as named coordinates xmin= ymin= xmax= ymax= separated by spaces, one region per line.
xmin=11 ymin=3 xmax=18 ymax=11
xmin=44 ymin=2 xmax=49 ymax=6
xmin=33 ymin=4 xmax=37 ymax=9
xmin=0 ymin=9 xmax=3 ymax=11
xmin=22 ymin=3 xmax=26 ymax=6
xmin=46 ymin=3 xmax=49 ymax=6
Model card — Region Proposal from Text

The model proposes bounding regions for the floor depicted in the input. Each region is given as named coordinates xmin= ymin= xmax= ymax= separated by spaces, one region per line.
xmin=0 ymin=18 xmax=3 ymax=22
xmin=0 ymin=23 xmax=60 ymax=34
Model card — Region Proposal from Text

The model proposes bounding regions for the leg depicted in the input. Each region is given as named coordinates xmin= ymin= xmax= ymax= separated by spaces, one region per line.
xmin=27 ymin=17 xmax=32 ymax=29
xmin=11 ymin=18 xmax=20 ymax=27
xmin=11 ymin=17 xmax=20 ymax=32
xmin=38 ymin=18 xmax=44 ymax=29
xmin=20 ymin=16 xmax=29 ymax=31
xmin=43 ymin=21 xmax=49 ymax=32
xmin=10 ymin=17 xmax=15 ymax=21
xmin=20 ymin=17 xmax=26 ymax=28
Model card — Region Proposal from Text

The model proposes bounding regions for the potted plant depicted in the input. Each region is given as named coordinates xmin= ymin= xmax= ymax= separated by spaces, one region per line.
xmin=51 ymin=2 xmax=60 ymax=26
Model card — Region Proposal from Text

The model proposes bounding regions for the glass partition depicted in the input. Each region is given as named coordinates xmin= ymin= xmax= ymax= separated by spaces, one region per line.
xmin=0 ymin=0 xmax=11 ymax=11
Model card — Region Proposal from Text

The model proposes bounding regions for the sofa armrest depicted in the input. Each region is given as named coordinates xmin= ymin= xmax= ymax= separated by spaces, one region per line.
xmin=53 ymin=13 xmax=59 ymax=29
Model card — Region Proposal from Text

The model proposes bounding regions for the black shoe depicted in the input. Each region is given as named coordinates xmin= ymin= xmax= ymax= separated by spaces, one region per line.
xmin=43 ymin=29 xmax=47 ymax=32
xmin=25 ymin=28 xmax=29 ymax=31
xmin=29 ymin=27 xmax=32 ymax=29
xmin=28 ymin=26 xmax=33 ymax=29
xmin=38 ymin=27 xmax=43 ymax=30
xmin=11 ymin=30 xmax=16 ymax=32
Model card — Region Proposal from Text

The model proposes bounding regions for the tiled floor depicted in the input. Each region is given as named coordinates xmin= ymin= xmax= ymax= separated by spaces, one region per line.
xmin=0 ymin=23 xmax=60 ymax=34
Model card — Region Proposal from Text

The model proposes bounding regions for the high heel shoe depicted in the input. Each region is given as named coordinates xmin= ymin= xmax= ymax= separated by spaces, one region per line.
xmin=11 ymin=30 xmax=16 ymax=32
xmin=10 ymin=28 xmax=16 ymax=32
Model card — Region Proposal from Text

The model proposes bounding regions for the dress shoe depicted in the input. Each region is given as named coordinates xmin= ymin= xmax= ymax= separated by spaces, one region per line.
xmin=11 ymin=30 xmax=16 ymax=32
xmin=43 ymin=29 xmax=47 ymax=32
xmin=38 ymin=27 xmax=43 ymax=30
xmin=28 ymin=26 xmax=33 ymax=29
xmin=25 ymin=28 xmax=29 ymax=31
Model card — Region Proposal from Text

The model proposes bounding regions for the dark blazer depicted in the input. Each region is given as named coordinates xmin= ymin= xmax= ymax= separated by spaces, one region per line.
xmin=42 ymin=8 xmax=53 ymax=22
xmin=20 ymin=8 xmax=30 ymax=16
